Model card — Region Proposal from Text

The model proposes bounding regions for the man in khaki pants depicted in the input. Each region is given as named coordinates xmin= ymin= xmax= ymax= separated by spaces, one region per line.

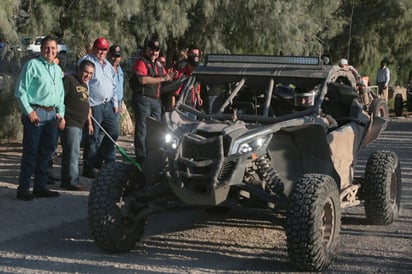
xmin=376 ymin=60 xmax=390 ymax=101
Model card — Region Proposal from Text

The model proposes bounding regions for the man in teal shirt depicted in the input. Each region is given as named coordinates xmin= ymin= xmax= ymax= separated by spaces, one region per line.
xmin=14 ymin=36 xmax=65 ymax=201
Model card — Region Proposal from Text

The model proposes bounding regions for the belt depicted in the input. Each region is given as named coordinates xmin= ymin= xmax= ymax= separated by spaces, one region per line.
xmin=138 ymin=92 xmax=159 ymax=99
xmin=102 ymin=99 xmax=111 ymax=105
xmin=31 ymin=104 xmax=55 ymax=111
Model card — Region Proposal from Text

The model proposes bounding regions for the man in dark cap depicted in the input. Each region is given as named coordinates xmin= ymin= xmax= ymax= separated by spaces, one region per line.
xmin=131 ymin=39 xmax=174 ymax=164
xmin=107 ymin=44 xmax=124 ymax=122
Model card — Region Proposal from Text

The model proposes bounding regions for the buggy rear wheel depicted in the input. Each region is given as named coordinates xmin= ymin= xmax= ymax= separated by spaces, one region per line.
xmin=362 ymin=150 xmax=401 ymax=225
xmin=370 ymin=98 xmax=389 ymax=118
xmin=88 ymin=162 xmax=146 ymax=252
xmin=394 ymin=94 xmax=403 ymax=117
xmin=286 ymin=174 xmax=341 ymax=271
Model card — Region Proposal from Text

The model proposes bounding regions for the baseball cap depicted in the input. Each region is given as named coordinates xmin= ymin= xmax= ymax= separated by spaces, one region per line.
xmin=109 ymin=44 xmax=121 ymax=56
xmin=339 ymin=58 xmax=348 ymax=65
xmin=147 ymin=39 xmax=160 ymax=51
xmin=93 ymin=37 xmax=109 ymax=50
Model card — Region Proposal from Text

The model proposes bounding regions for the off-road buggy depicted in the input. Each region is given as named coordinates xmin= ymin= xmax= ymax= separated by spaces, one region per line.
xmin=88 ymin=54 xmax=401 ymax=271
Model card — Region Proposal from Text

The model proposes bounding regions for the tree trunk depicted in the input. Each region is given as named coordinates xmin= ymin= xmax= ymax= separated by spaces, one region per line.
xmin=119 ymin=101 xmax=134 ymax=136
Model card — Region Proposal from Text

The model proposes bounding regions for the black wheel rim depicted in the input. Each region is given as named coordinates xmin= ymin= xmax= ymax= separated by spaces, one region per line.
xmin=322 ymin=197 xmax=335 ymax=248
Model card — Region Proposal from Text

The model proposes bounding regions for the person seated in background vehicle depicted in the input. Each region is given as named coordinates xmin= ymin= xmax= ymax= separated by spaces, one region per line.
xmin=338 ymin=58 xmax=361 ymax=83
xmin=338 ymin=58 xmax=369 ymax=106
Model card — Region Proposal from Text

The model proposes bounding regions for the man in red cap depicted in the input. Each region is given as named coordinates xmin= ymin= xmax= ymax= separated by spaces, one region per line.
xmin=79 ymin=37 xmax=119 ymax=178
xmin=130 ymin=39 xmax=174 ymax=164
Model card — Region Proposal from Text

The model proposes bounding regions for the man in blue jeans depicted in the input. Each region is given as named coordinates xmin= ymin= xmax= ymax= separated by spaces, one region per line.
xmin=60 ymin=60 xmax=95 ymax=190
xmin=79 ymin=37 xmax=118 ymax=178
xmin=94 ymin=44 xmax=124 ymax=166
xmin=131 ymin=39 xmax=173 ymax=164
xmin=14 ymin=36 xmax=65 ymax=201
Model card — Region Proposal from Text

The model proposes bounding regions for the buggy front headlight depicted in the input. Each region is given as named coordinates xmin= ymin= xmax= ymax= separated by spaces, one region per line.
xmin=164 ymin=133 xmax=178 ymax=150
xmin=229 ymin=134 xmax=271 ymax=156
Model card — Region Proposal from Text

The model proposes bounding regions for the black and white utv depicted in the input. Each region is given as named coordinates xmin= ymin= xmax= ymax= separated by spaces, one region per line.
xmin=88 ymin=54 xmax=401 ymax=271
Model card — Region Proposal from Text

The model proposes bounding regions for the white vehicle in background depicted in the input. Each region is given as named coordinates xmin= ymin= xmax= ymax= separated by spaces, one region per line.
xmin=27 ymin=36 xmax=69 ymax=54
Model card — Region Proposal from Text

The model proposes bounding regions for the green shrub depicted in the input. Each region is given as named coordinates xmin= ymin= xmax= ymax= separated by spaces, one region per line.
xmin=0 ymin=76 xmax=23 ymax=142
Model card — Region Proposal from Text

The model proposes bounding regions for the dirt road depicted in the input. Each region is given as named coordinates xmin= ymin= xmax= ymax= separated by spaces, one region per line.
xmin=0 ymin=118 xmax=411 ymax=273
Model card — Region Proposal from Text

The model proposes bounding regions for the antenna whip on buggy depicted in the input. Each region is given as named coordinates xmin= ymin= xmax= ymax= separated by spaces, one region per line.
xmin=91 ymin=116 xmax=142 ymax=171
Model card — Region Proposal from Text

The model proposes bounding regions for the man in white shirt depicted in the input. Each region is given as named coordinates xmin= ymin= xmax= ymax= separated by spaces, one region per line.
xmin=376 ymin=60 xmax=390 ymax=101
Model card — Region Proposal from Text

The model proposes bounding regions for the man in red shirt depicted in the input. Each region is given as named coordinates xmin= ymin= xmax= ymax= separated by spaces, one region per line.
xmin=131 ymin=39 xmax=173 ymax=164
xmin=171 ymin=53 xmax=202 ymax=109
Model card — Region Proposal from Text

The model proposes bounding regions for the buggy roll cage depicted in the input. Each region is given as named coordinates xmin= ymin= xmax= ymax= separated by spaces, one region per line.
xmin=174 ymin=54 xmax=334 ymax=123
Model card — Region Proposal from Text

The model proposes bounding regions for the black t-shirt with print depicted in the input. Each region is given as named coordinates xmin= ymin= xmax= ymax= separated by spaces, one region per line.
xmin=63 ymin=73 xmax=90 ymax=129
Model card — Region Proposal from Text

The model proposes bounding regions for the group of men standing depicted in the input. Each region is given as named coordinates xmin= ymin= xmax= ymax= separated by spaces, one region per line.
xmin=14 ymin=36 xmax=124 ymax=200
xmin=13 ymin=35 xmax=201 ymax=201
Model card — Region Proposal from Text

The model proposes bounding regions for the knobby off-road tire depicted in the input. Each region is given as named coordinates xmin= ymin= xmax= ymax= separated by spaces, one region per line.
xmin=286 ymin=174 xmax=341 ymax=271
xmin=362 ymin=150 xmax=401 ymax=225
xmin=370 ymin=98 xmax=389 ymax=118
xmin=394 ymin=94 xmax=403 ymax=117
xmin=88 ymin=162 xmax=145 ymax=252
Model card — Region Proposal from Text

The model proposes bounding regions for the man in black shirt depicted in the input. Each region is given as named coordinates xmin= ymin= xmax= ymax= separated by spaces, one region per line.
xmin=60 ymin=60 xmax=95 ymax=191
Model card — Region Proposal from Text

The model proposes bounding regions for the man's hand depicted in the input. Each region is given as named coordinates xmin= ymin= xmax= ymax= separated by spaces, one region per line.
xmin=28 ymin=111 xmax=40 ymax=126
xmin=197 ymin=94 xmax=203 ymax=106
xmin=88 ymin=123 xmax=94 ymax=135
xmin=57 ymin=118 xmax=65 ymax=131
xmin=55 ymin=113 xmax=65 ymax=130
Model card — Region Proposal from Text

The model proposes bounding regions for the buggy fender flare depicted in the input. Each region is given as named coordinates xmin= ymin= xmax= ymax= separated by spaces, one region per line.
xmin=267 ymin=124 xmax=340 ymax=197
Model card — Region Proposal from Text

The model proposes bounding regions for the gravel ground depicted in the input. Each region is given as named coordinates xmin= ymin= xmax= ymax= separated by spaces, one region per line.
xmin=0 ymin=118 xmax=411 ymax=273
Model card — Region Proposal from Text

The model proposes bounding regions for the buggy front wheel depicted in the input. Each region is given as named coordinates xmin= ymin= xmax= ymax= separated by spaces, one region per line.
xmin=286 ymin=173 xmax=341 ymax=271
xmin=88 ymin=162 xmax=146 ymax=252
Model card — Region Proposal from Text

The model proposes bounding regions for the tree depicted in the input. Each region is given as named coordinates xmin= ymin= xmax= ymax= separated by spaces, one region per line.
xmin=330 ymin=0 xmax=412 ymax=85
xmin=2 ymin=0 xmax=412 ymax=140
xmin=0 ymin=0 xmax=24 ymax=43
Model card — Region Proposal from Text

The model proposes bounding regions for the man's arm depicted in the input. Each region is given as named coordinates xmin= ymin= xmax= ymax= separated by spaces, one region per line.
xmin=14 ymin=62 xmax=34 ymax=115
xmin=386 ymin=68 xmax=390 ymax=86
xmin=138 ymin=72 xmax=173 ymax=85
